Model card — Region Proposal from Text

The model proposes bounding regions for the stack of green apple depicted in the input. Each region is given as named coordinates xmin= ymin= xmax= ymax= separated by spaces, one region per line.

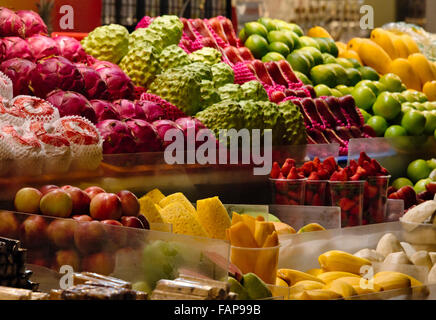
xmin=392 ymin=158 xmax=436 ymax=194
xmin=352 ymin=73 xmax=436 ymax=139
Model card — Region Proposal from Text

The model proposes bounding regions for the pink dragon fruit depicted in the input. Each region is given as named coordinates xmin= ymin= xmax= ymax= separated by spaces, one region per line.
xmin=46 ymin=90 xmax=97 ymax=124
xmin=90 ymin=100 xmax=120 ymax=122
xmin=0 ymin=7 xmax=26 ymax=38
xmin=112 ymin=99 xmax=146 ymax=121
xmin=27 ymin=34 xmax=60 ymax=61
xmin=97 ymin=119 xmax=136 ymax=154
xmin=126 ymin=119 xmax=162 ymax=152
xmin=53 ymin=36 xmax=87 ymax=63
xmin=0 ymin=58 xmax=36 ymax=96
xmin=135 ymin=16 xmax=154 ymax=29
xmin=175 ymin=117 xmax=213 ymax=149
xmin=0 ymin=37 xmax=34 ymax=62
xmin=75 ymin=63 xmax=107 ymax=100
xmin=152 ymin=120 xmax=183 ymax=148
xmin=16 ymin=10 xmax=48 ymax=37
xmin=91 ymin=61 xmax=134 ymax=101
xmin=135 ymin=100 xmax=165 ymax=122
xmin=31 ymin=56 xmax=84 ymax=98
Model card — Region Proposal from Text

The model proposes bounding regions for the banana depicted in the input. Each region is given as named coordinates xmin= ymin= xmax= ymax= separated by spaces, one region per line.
xmin=317 ymin=271 xmax=360 ymax=284
xmin=291 ymin=280 xmax=324 ymax=290
xmin=354 ymin=248 xmax=384 ymax=262
xmin=373 ymin=271 xmax=411 ymax=291
xmin=324 ymin=278 xmax=358 ymax=298
xmin=299 ymin=289 xmax=342 ymax=300
xmin=400 ymin=34 xmax=420 ymax=55
xmin=357 ymin=39 xmax=392 ymax=74
xmin=338 ymin=277 xmax=382 ymax=295
xmin=276 ymin=277 xmax=289 ymax=287
xmin=392 ymin=35 xmax=410 ymax=58
xmin=389 ymin=58 xmax=422 ymax=91
xmin=408 ymin=53 xmax=436 ymax=87
xmin=376 ymin=233 xmax=403 ymax=258
xmin=305 ymin=268 xmax=324 ymax=277
xmin=370 ymin=28 xmax=399 ymax=59
xmin=318 ymin=250 xmax=372 ymax=275
xmin=277 ymin=269 xmax=325 ymax=286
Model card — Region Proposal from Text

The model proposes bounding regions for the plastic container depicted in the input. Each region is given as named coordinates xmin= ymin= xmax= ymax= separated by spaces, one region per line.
xmin=400 ymin=219 xmax=436 ymax=251
xmin=304 ymin=180 xmax=330 ymax=206
xmin=363 ymin=176 xmax=391 ymax=225
xmin=270 ymin=178 xmax=307 ymax=206
xmin=230 ymin=245 xmax=280 ymax=285
xmin=329 ymin=181 xmax=365 ymax=228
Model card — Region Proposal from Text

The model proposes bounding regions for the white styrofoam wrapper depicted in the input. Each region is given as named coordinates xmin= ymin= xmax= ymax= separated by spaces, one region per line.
xmin=11 ymin=95 xmax=60 ymax=123
xmin=0 ymin=71 xmax=13 ymax=101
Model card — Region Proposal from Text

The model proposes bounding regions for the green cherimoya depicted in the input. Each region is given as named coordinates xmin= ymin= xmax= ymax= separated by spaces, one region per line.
xmin=182 ymin=62 xmax=212 ymax=81
xmin=159 ymin=45 xmax=190 ymax=71
xmin=239 ymin=100 xmax=265 ymax=131
xmin=119 ymin=45 xmax=161 ymax=87
xmin=148 ymin=67 xmax=202 ymax=116
xmin=189 ymin=47 xmax=222 ymax=65
xmin=211 ymin=63 xmax=234 ymax=88
xmin=128 ymin=27 xmax=165 ymax=53
xmin=218 ymin=83 xmax=244 ymax=101
xmin=241 ymin=81 xmax=269 ymax=101
xmin=147 ymin=15 xmax=183 ymax=48
xmin=200 ymin=80 xmax=221 ymax=110
xmin=195 ymin=100 xmax=245 ymax=135
xmin=278 ymin=100 xmax=307 ymax=145
xmin=81 ymin=24 xmax=129 ymax=64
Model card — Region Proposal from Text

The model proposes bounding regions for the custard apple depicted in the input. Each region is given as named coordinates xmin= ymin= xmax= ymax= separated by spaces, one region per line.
xmin=211 ymin=63 xmax=234 ymax=88
xmin=148 ymin=67 xmax=202 ymax=115
xmin=82 ymin=24 xmax=129 ymax=64
xmin=278 ymin=100 xmax=307 ymax=145
xmin=182 ymin=62 xmax=212 ymax=81
xmin=189 ymin=47 xmax=222 ymax=65
xmin=241 ymin=81 xmax=268 ymax=101
xmin=129 ymin=27 xmax=165 ymax=52
xmin=147 ymin=15 xmax=183 ymax=48
xmin=119 ymin=46 xmax=161 ymax=87
xmin=195 ymin=100 xmax=245 ymax=135
xmin=239 ymin=100 xmax=264 ymax=131
xmin=218 ymin=83 xmax=244 ymax=101
xmin=159 ymin=45 xmax=190 ymax=71
xmin=199 ymin=80 xmax=221 ymax=110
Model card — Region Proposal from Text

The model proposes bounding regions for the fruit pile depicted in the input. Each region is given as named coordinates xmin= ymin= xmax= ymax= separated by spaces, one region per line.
xmin=228 ymin=273 xmax=273 ymax=300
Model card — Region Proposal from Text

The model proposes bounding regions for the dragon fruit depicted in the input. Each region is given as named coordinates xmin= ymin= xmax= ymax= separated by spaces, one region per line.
xmin=175 ymin=117 xmax=210 ymax=149
xmin=0 ymin=58 xmax=36 ymax=96
xmin=0 ymin=7 xmax=26 ymax=38
xmin=90 ymin=100 xmax=120 ymax=122
xmin=75 ymin=63 xmax=107 ymax=100
xmin=152 ymin=119 xmax=183 ymax=148
xmin=31 ymin=56 xmax=84 ymax=98
xmin=135 ymin=16 xmax=154 ymax=29
xmin=135 ymin=100 xmax=165 ymax=123
xmin=46 ymin=90 xmax=97 ymax=123
xmin=53 ymin=36 xmax=87 ymax=63
xmin=126 ymin=119 xmax=162 ymax=152
xmin=91 ymin=61 xmax=134 ymax=101
xmin=16 ymin=10 xmax=47 ymax=37
xmin=112 ymin=99 xmax=146 ymax=121
xmin=97 ymin=119 xmax=136 ymax=154
xmin=27 ymin=35 xmax=60 ymax=61
xmin=0 ymin=37 xmax=34 ymax=61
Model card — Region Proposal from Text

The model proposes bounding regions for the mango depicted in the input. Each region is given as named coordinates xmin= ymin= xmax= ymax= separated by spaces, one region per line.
xmin=357 ymin=39 xmax=392 ymax=74
xmin=307 ymin=26 xmax=332 ymax=39
xmin=370 ymin=28 xmax=399 ymax=59
xmin=400 ymin=34 xmax=420 ymax=55
xmin=297 ymin=223 xmax=326 ymax=233
xmin=423 ymin=81 xmax=436 ymax=101
xmin=408 ymin=53 xmax=435 ymax=88
xmin=389 ymin=58 xmax=422 ymax=91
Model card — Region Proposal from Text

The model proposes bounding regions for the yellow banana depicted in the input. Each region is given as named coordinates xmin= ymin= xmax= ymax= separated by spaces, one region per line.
xmin=291 ymin=280 xmax=324 ymax=290
xmin=277 ymin=269 xmax=325 ymax=286
xmin=357 ymin=39 xmax=392 ymax=74
xmin=371 ymin=28 xmax=399 ymax=59
xmin=299 ymin=289 xmax=342 ymax=300
xmin=408 ymin=53 xmax=436 ymax=87
xmin=306 ymin=268 xmax=324 ymax=277
xmin=373 ymin=271 xmax=411 ymax=291
xmin=318 ymin=250 xmax=372 ymax=275
xmin=400 ymin=34 xmax=420 ymax=54
xmin=392 ymin=35 xmax=410 ymax=58
xmin=389 ymin=58 xmax=422 ymax=91
xmin=317 ymin=271 xmax=360 ymax=284
xmin=324 ymin=279 xmax=358 ymax=298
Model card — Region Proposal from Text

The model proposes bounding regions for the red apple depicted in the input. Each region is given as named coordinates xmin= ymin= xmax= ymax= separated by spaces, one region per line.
xmin=14 ymin=187 xmax=42 ymax=214
xmin=28 ymin=249 xmax=52 ymax=268
xmin=47 ymin=219 xmax=77 ymax=249
xmin=116 ymin=190 xmax=140 ymax=217
xmin=39 ymin=185 xmax=59 ymax=195
xmin=53 ymin=249 xmax=81 ymax=271
xmin=72 ymin=215 xmax=93 ymax=222
xmin=120 ymin=216 xmax=145 ymax=229
xmin=84 ymin=186 xmax=106 ymax=199
xmin=19 ymin=215 xmax=48 ymax=248
xmin=61 ymin=186 xmax=91 ymax=214
xmin=101 ymin=220 xmax=123 ymax=227
xmin=0 ymin=210 xmax=20 ymax=239
xmin=81 ymin=252 xmax=115 ymax=275
xmin=74 ymin=221 xmax=107 ymax=254
xmin=40 ymin=189 xmax=73 ymax=218
xmin=89 ymin=193 xmax=122 ymax=221
xmin=101 ymin=220 xmax=127 ymax=250
xmin=137 ymin=215 xmax=150 ymax=230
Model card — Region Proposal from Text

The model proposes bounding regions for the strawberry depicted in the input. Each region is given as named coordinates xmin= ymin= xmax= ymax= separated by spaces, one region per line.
xmin=307 ymin=171 xmax=320 ymax=181
xmin=305 ymin=190 xmax=313 ymax=203
xmin=387 ymin=186 xmax=397 ymax=196
xmin=300 ymin=161 xmax=315 ymax=176
xmin=281 ymin=159 xmax=296 ymax=176
xmin=358 ymin=152 xmax=372 ymax=166
xmin=287 ymin=167 xmax=300 ymax=180
xmin=339 ymin=198 xmax=355 ymax=211
xmin=288 ymin=190 xmax=301 ymax=201
xmin=364 ymin=183 xmax=378 ymax=199
xmin=426 ymin=182 xmax=436 ymax=193
xmin=288 ymin=199 xmax=299 ymax=206
xmin=312 ymin=194 xmax=322 ymax=206
xmin=348 ymin=160 xmax=358 ymax=174
xmin=349 ymin=205 xmax=361 ymax=217
xmin=347 ymin=214 xmax=359 ymax=227
xmin=330 ymin=169 xmax=348 ymax=182
xmin=270 ymin=162 xmax=281 ymax=179
xmin=275 ymin=194 xmax=289 ymax=205
xmin=313 ymin=157 xmax=321 ymax=169
xmin=350 ymin=166 xmax=368 ymax=181
xmin=316 ymin=169 xmax=330 ymax=180
xmin=322 ymin=157 xmax=338 ymax=174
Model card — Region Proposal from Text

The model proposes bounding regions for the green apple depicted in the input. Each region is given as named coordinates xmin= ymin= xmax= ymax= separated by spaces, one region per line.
xmin=336 ymin=85 xmax=352 ymax=96
xmin=367 ymin=115 xmax=389 ymax=137
xmin=322 ymin=53 xmax=336 ymax=64
xmin=358 ymin=66 xmax=380 ymax=81
xmin=310 ymin=64 xmax=337 ymax=88
xmin=244 ymin=22 xmax=268 ymax=38
xmin=424 ymin=112 xmax=436 ymax=135
xmin=346 ymin=68 xmax=362 ymax=86
xmin=314 ymin=84 xmax=332 ymax=97
xmin=380 ymin=73 xmax=403 ymax=92
xmin=351 ymin=85 xmax=377 ymax=110
xmin=267 ymin=30 xmax=295 ymax=51
xmin=401 ymin=110 xmax=426 ymax=136
xmin=392 ymin=177 xmax=413 ymax=189
xmin=335 ymin=57 xmax=354 ymax=68
xmin=414 ymin=178 xmax=433 ymax=193
xmin=359 ymin=108 xmax=372 ymax=123
xmin=384 ymin=125 xmax=407 ymax=137
xmin=355 ymin=80 xmax=379 ymax=95
xmin=407 ymin=159 xmax=431 ymax=183
xmin=262 ymin=52 xmax=286 ymax=62
xmin=372 ymin=92 xmax=401 ymax=120
xmin=287 ymin=52 xmax=311 ymax=75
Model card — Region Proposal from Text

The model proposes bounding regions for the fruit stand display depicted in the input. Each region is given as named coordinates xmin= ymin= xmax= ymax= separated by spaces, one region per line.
xmin=1 ymin=5 xmax=436 ymax=301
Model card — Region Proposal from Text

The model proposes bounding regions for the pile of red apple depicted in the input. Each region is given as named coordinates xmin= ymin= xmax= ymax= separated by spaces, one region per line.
xmin=13 ymin=185 xmax=148 ymax=229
